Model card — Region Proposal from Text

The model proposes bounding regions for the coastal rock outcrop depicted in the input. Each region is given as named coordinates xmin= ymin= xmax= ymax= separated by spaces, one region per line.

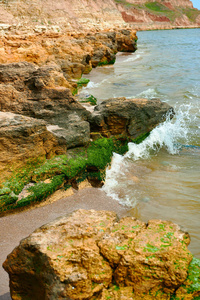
xmin=0 ymin=62 xmax=91 ymax=148
xmin=0 ymin=62 xmax=89 ymax=122
xmin=3 ymin=209 xmax=199 ymax=300
xmin=0 ymin=30 xmax=137 ymax=70
xmin=0 ymin=112 xmax=66 ymax=181
xmin=90 ymin=97 xmax=174 ymax=138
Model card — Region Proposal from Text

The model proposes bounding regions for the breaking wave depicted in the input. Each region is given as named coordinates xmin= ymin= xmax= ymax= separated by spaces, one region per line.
xmin=102 ymin=104 xmax=193 ymax=206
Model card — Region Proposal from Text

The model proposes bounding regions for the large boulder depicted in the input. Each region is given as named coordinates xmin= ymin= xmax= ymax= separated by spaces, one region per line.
xmin=4 ymin=209 xmax=198 ymax=300
xmin=90 ymin=97 xmax=174 ymax=138
xmin=0 ymin=111 xmax=66 ymax=181
xmin=0 ymin=62 xmax=91 ymax=149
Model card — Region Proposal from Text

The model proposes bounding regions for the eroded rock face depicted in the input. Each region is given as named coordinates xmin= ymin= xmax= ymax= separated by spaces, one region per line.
xmin=0 ymin=0 xmax=125 ymax=32
xmin=3 ymin=209 xmax=193 ymax=300
xmin=0 ymin=30 xmax=137 ymax=70
xmin=90 ymin=97 xmax=174 ymax=138
xmin=0 ymin=112 xmax=66 ymax=181
xmin=0 ymin=62 xmax=91 ymax=148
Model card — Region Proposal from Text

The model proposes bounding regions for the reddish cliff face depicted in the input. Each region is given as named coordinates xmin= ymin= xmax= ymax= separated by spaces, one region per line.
xmin=116 ymin=0 xmax=200 ymax=29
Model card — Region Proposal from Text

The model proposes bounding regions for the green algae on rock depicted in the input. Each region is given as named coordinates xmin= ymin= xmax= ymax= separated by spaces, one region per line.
xmin=3 ymin=209 xmax=200 ymax=300
xmin=0 ymin=137 xmax=129 ymax=215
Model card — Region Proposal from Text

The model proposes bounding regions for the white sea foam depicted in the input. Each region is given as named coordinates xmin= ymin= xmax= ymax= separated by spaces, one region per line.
xmin=84 ymin=81 xmax=100 ymax=89
xmin=124 ymin=54 xmax=141 ymax=63
xmin=137 ymin=88 xmax=159 ymax=99
xmin=102 ymin=104 xmax=193 ymax=206
xmin=126 ymin=104 xmax=191 ymax=159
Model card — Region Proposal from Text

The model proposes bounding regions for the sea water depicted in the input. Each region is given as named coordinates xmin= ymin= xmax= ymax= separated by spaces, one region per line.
xmin=81 ymin=29 xmax=200 ymax=257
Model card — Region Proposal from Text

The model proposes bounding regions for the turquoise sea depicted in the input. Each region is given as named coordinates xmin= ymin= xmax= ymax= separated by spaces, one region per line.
xmin=81 ymin=28 xmax=200 ymax=258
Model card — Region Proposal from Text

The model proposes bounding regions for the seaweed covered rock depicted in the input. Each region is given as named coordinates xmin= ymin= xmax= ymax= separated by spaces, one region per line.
xmin=0 ymin=111 xmax=66 ymax=181
xmin=3 ymin=209 xmax=200 ymax=300
xmin=90 ymin=97 xmax=174 ymax=139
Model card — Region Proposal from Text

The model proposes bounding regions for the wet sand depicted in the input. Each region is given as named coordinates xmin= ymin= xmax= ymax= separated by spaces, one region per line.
xmin=0 ymin=187 xmax=129 ymax=299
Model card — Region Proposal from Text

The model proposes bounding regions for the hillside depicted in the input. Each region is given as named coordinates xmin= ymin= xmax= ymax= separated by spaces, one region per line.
xmin=0 ymin=0 xmax=199 ymax=34
xmin=115 ymin=0 xmax=200 ymax=29
xmin=0 ymin=0 xmax=126 ymax=34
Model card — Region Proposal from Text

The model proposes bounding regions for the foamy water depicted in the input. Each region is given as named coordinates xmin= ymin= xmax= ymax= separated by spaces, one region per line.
xmin=102 ymin=104 xmax=193 ymax=205
xmin=82 ymin=29 xmax=200 ymax=257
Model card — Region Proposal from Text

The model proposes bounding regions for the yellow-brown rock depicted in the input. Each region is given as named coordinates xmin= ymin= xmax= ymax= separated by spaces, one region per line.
xmin=0 ymin=30 xmax=137 ymax=74
xmin=3 ymin=209 xmax=199 ymax=300
xmin=0 ymin=111 xmax=66 ymax=182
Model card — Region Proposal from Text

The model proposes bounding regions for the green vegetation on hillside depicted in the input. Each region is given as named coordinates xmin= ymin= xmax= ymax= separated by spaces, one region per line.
xmin=182 ymin=8 xmax=200 ymax=22
xmin=145 ymin=2 xmax=170 ymax=12
xmin=114 ymin=0 xmax=200 ymax=23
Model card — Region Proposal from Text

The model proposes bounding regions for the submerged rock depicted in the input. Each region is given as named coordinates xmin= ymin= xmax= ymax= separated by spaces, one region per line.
xmin=3 ymin=209 xmax=199 ymax=300
xmin=90 ymin=97 xmax=174 ymax=139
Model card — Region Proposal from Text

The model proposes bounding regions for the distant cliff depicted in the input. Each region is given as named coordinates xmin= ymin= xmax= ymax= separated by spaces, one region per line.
xmin=0 ymin=0 xmax=126 ymax=33
xmin=0 ymin=0 xmax=199 ymax=34
xmin=115 ymin=0 xmax=200 ymax=29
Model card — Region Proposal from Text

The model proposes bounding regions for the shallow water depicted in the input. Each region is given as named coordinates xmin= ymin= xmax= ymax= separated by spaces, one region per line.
xmin=81 ymin=28 xmax=200 ymax=258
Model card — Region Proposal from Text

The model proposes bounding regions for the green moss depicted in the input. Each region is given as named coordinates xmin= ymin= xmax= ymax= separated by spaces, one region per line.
xmin=16 ymin=175 xmax=65 ymax=208
xmin=0 ymin=187 xmax=12 ymax=195
xmin=158 ymin=224 xmax=166 ymax=231
xmin=77 ymin=78 xmax=90 ymax=87
xmin=170 ymin=257 xmax=200 ymax=299
xmin=186 ymin=257 xmax=200 ymax=294
xmin=132 ymin=225 xmax=140 ymax=229
xmin=116 ymin=245 xmax=127 ymax=250
xmin=143 ymin=243 xmax=160 ymax=253
xmin=87 ymin=138 xmax=114 ymax=169
xmin=131 ymin=132 xmax=150 ymax=144
xmin=0 ymin=194 xmax=18 ymax=207
xmin=72 ymin=87 xmax=78 ymax=96
xmin=98 ymin=58 xmax=116 ymax=66
xmin=80 ymin=95 xmax=97 ymax=106
xmin=0 ymin=134 xmax=148 ymax=214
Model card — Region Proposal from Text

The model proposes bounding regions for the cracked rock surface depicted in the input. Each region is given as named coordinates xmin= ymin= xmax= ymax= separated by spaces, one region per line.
xmin=3 ymin=209 xmax=193 ymax=300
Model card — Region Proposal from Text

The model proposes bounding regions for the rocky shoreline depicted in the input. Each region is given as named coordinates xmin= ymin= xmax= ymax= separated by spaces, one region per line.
xmin=0 ymin=9 xmax=200 ymax=298
xmin=0 ymin=28 xmax=175 ymax=216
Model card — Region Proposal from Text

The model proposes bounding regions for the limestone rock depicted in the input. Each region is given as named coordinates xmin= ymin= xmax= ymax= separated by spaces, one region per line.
xmin=0 ymin=62 xmax=91 ymax=144
xmin=3 ymin=209 xmax=194 ymax=300
xmin=0 ymin=112 xmax=66 ymax=181
xmin=0 ymin=30 xmax=137 ymax=71
xmin=47 ymin=113 xmax=90 ymax=149
xmin=90 ymin=97 xmax=174 ymax=138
